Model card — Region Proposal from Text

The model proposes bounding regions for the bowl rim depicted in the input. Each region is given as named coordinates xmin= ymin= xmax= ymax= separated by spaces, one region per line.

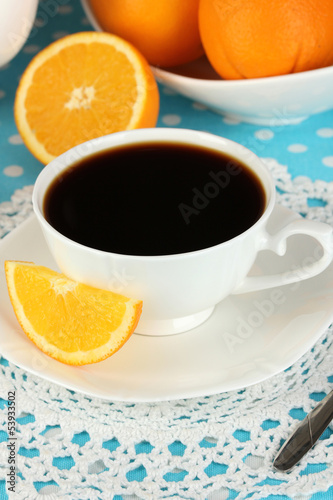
xmin=152 ymin=61 xmax=333 ymax=87
xmin=80 ymin=0 xmax=333 ymax=88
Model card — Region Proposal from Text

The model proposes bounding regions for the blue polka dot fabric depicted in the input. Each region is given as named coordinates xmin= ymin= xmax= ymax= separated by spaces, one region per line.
xmin=0 ymin=2 xmax=332 ymax=500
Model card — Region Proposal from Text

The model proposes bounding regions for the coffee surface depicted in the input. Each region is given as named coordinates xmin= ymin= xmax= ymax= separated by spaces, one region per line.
xmin=43 ymin=142 xmax=266 ymax=255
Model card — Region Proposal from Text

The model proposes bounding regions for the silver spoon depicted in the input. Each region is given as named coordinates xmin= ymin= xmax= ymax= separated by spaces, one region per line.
xmin=273 ymin=390 xmax=333 ymax=472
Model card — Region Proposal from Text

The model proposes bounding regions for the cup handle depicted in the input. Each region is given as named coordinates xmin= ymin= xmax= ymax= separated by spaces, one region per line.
xmin=233 ymin=217 xmax=333 ymax=295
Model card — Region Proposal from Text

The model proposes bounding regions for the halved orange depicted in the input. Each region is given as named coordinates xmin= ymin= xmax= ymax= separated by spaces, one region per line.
xmin=14 ymin=31 xmax=159 ymax=164
xmin=5 ymin=261 xmax=142 ymax=366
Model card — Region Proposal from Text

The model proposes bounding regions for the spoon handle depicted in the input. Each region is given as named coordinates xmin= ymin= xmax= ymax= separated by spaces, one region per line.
xmin=273 ymin=390 xmax=333 ymax=472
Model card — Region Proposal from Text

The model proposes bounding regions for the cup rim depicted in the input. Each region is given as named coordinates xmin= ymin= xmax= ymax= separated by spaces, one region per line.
xmin=32 ymin=128 xmax=276 ymax=260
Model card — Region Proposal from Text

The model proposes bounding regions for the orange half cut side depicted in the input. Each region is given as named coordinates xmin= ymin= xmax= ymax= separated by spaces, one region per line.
xmin=14 ymin=31 xmax=159 ymax=164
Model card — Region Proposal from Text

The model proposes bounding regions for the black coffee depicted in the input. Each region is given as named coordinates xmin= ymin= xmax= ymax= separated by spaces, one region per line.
xmin=43 ymin=142 xmax=266 ymax=256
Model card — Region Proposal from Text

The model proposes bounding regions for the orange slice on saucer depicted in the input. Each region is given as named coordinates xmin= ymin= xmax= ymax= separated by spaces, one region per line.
xmin=14 ymin=31 xmax=159 ymax=164
xmin=5 ymin=261 xmax=142 ymax=366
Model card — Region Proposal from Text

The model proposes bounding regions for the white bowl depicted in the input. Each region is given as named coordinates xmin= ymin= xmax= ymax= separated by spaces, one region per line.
xmin=0 ymin=0 xmax=38 ymax=67
xmin=153 ymin=57 xmax=333 ymax=126
xmin=81 ymin=0 xmax=333 ymax=126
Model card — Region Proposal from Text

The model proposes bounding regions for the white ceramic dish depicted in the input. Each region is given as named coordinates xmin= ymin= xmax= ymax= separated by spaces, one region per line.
xmin=1 ymin=206 xmax=333 ymax=402
xmin=0 ymin=0 xmax=38 ymax=67
xmin=80 ymin=0 xmax=333 ymax=126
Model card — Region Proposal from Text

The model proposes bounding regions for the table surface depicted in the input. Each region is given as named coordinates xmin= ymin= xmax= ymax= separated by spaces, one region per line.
xmin=0 ymin=1 xmax=332 ymax=499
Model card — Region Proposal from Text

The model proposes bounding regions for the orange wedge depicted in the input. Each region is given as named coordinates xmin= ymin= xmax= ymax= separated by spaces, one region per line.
xmin=14 ymin=31 xmax=159 ymax=164
xmin=5 ymin=261 xmax=142 ymax=366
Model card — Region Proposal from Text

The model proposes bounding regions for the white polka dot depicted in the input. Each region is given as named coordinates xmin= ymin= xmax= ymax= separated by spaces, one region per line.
xmin=38 ymin=485 xmax=60 ymax=495
xmin=34 ymin=17 xmax=46 ymax=28
xmin=8 ymin=134 xmax=24 ymax=145
xmin=52 ymin=31 xmax=69 ymax=40
xmin=0 ymin=90 xmax=5 ymax=99
xmin=223 ymin=116 xmax=241 ymax=125
xmin=287 ymin=144 xmax=308 ymax=153
xmin=255 ymin=129 xmax=274 ymax=141
xmin=3 ymin=165 xmax=24 ymax=177
xmin=208 ymin=489 xmax=230 ymax=500
xmin=192 ymin=102 xmax=207 ymax=111
xmin=162 ymin=114 xmax=181 ymax=126
xmin=316 ymin=128 xmax=333 ymax=138
xmin=23 ymin=44 xmax=40 ymax=54
xmin=58 ymin=5 xmax=73 ymax=14
xmin=162 ymin=87 xmax=176 ymax=96
xmin=322 ymin=156 xmax=333 ymax=167
xmin=43 ymin=427 xmax=61 ymax=438
xmin=81 ymin=17 xmax=90 ymax=26
xmin=244 ymin=454 xmax=265 ymax=470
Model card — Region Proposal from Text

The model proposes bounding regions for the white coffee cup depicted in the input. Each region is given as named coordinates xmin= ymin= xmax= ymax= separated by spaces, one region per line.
xmin=32 ymin=128 xmax=333 ymax=335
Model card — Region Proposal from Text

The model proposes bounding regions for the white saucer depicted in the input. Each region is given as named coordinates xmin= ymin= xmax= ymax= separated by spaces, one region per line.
xmin=80 ymin=0 xmax=333 ymax=126
xmin=1 ymin=206 xmax=333 ymax=402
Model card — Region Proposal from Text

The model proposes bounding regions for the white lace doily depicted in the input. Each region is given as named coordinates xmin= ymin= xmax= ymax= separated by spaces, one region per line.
xmin=0 ymin=159 xmax=332 ymax=500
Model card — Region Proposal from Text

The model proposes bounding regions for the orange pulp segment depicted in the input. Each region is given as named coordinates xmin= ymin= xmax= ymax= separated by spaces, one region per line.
xmin=5 ymin=261 xmax=142 ymax=365
xmin=14 ymin=31 xmax=159 ymax=164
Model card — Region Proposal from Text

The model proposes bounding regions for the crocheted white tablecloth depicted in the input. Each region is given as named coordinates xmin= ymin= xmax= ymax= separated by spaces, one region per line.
xmin=0 ymin=159 xmax=332 ymax=500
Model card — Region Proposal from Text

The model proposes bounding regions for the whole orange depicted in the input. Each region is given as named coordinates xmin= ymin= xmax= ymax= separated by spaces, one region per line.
xmin=199 ymin=0 xmax=333 ymax=79
xmin=89 ymin=0 xmax=204 ymax=67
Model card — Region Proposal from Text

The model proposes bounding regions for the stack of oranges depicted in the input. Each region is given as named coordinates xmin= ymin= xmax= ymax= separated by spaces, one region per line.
xmin=91 ymin=0 xmax=333 ymax=79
